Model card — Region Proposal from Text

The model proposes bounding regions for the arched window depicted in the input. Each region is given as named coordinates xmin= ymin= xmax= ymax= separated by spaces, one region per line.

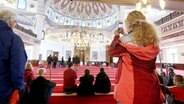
xmin=102 ymin=19 xmax=107 ymax=27
xmin=98 ymin=33 xmax=104 ymax=42
xmin=49 ymin=11 xmax=55 ymax=20
xmin=92 ymin=21 xmax=97 ymax=28
xmin=17 ymin=0 xmax=27 ymax=10
xmin=60 ymin=16 xmax=65 ymax=24
xmin=82 ymin=21 xmax=86 ymax=27
xmin=70 ymin=19 xmax=75 ymax=26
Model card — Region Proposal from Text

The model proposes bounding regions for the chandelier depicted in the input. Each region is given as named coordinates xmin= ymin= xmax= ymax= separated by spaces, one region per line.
xmin=136 ymin=0 xmax=166 ymax=10
xmin=56 ymin=31 xmax=110 ymax=50
xmin=72 ymin=32 xmax=90 ymax=50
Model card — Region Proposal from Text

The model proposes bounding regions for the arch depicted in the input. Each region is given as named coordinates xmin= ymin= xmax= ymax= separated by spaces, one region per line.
xmin=70 ymin=19 xmax=76 ymax=26
xmin=59 ymin=16 xmax=65 ymax=24
xmin=49 ymin=11 xmax=55 ymax=20
xmin=92 ymin=21 xmax=97 ymax=28
xmin=82 ymin=21 xmax=86 ymax=27
xmin=17 ymin=0 xmax=27 ymax=10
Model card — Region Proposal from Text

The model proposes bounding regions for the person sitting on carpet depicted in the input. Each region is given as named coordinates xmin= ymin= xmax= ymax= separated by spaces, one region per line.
xmin=165 ymin=75 xmax=184 ymax=104
xmin=77 ymin=69 xmax=95 ymax=96
xmin=28 ymin=68 xmax=56 ymax=104
xmin=94 ymin=68 xmax=111 ymax=93
xmin=63 ymin=62 xmax=77 ymax=94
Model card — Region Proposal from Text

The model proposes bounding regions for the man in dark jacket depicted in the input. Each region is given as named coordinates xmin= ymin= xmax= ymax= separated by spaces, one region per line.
xmin=28 ymin=68 xmax=56 ymax=104
xmin=167 ymin=67 xmax=175 ymax=86
xmin=94 ymin=68 xmax=111 ymax=93
xmin=0 ymin=9 xmax=27 ymax=104
xmin=47 ymin=55 xmax=52 ymax=69
xmin=77 ymin=69 xmax=94 ymax=96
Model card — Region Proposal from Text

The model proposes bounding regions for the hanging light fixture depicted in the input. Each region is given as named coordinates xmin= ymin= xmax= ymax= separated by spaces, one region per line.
xmin=159 ymin=0 xmax=166 ymax=9
xmin=46 ymin=30 xmax=110 ymax=51
xmin=136 ymin=0 xmax=166 ymax=10
xmin=5 ymin=0 xmax=16 ymax=3
xmin=136 ymin=1 xmax=142 ymax=11
xmin=142 ymin=0 xmax=148 ymax=4
xmin=146 ymin=1 xmax=152 ymax=11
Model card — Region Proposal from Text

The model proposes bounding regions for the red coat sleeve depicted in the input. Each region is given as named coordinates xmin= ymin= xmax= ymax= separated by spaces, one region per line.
xmin=108 ymin=35 xmax=127 ymax=57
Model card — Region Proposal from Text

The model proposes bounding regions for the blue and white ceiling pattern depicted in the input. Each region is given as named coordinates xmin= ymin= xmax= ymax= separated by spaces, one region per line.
xmin=52 ymin=0 xmax=118 ymax=19
xmin=46 ymin=6 xmax=119 ymax=28
xmin=45 ymin=0 xmax=119 ymax=28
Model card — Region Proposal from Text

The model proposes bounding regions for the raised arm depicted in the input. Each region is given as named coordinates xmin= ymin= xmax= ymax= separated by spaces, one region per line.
xmin=108 ymin=30 xmax=127 ymax=57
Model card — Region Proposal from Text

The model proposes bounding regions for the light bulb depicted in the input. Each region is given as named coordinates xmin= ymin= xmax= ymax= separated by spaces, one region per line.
xmin=136 ymin=2 xmax=142 ymax=11
xmin=160 ymin=0 xmax=166 ymax=9
xmin=142 ymin=0 xmax=148 ymax=4
xmin=146 ymin=4 xmax=152 ymax=11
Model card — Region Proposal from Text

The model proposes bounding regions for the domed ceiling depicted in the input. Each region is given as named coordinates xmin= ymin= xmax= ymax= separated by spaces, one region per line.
xmin=52 ymin=0 xmax=118 ymax=19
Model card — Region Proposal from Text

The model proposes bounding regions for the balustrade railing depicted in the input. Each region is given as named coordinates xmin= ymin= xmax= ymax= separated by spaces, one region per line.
xmin=15 ymin=24 xmax=37 ymax=38
xmin=155 ymin=11 xmax=184 ymax=26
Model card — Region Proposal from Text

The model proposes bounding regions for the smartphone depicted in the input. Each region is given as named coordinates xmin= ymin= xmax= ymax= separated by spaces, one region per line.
xmin=118 ymin=22 xmax=124 ymax=34
xmin=118 ymin=22 xmax=123 ymax=28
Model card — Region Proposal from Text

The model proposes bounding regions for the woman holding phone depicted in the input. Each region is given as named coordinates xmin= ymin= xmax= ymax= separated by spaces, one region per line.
xmin=108 ymin=10 xmax=164 ymax=104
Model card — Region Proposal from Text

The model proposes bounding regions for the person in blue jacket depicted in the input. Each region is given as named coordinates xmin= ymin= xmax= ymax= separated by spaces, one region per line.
xmin=0 ymin=9 xmax=27 ymax=104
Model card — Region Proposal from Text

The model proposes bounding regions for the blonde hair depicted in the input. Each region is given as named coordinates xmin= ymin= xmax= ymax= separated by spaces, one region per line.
xmin=37 ymin=68 xmax=46 ymax=76
xmin=126 ymin=10 xmax=159 ymax=46
xmin=174 ymin=75 xmax=184 ymax=83
xmin=25 ymin=63 xmax=33 ymax=71
xmin=0 ymin=8 xmax=16 ymax=26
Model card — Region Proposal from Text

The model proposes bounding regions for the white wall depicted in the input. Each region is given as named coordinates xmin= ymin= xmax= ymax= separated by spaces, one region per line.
xmin=177 ymin=45 xmax=184 ymax=63
xmin=90 ymin=43 xmax=106 ymax=61
xmin=39 ymin=40 xmax=74 ymax=60
xmin=26 ymin=40 xmax=107 ymax=62
xmin=25 ymin=45 xmax=40 ymax=60
xmin=160 ymin=45 xmax=184 ymax=64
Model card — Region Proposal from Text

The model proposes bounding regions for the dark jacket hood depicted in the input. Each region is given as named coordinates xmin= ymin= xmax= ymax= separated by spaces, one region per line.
xmin=0 ymin=20 xmax=11 ymax=31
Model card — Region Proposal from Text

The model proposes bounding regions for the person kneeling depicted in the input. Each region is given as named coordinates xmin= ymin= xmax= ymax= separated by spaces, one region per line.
xmin=165 ymin=75 xmax=184 ymax=104
xmin=77 ymin=69 xmax=94 ymax=96
xmin=28 ymin=68 xmax=56 ymax=104
xmin=94 ymin=68 xmax=111 ymax=93
xmin=63 ymin=62 xmax=77 ymax=94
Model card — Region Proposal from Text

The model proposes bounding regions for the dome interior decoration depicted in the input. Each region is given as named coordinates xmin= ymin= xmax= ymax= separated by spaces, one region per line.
xmin=52 ymin=0 xmax=118 ymax=19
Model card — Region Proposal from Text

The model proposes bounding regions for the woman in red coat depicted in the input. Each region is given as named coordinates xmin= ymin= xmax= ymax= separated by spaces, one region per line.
xmin=108 ymin=10 xmax=164 ymax=104
xmin=167 ymin=75 xmax=184 ymax=103
xmin=24 ymin=62 xmax=35 ymax=91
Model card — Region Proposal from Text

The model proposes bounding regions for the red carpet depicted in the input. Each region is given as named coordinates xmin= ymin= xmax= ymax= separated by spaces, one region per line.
xmin=33 ymin=65 xmax=184 ymax=104
xmin=48 ymin=95 xmax=117 ymax=104
xmin=52 ymin=85 xmax=115 ymax=93
xmin=33 ymin=66 xmax=117 ymax=104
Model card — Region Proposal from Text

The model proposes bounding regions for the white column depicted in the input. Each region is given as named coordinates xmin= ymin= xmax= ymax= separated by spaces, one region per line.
xmin=31 ymin=14 xmax=45 ymax=60
xmin=35 ymin=14 xmax=45 ymax=39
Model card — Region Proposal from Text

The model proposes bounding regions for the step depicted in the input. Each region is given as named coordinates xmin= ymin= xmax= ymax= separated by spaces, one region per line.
xmin=51 ymin=92 xmax=114 ymax=96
